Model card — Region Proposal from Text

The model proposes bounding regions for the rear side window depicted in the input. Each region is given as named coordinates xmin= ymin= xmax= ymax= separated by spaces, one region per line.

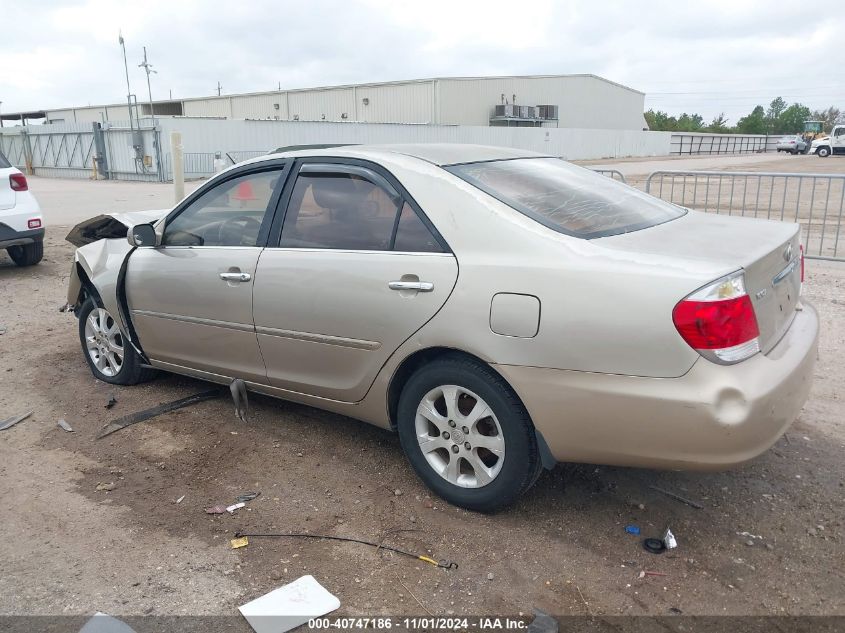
xmin=280 ymin=165 xmax=445 ymax=253
xmin=447 ymin=158 xmax=686 ymax=239
xmin=281 ymin=171 xmax=400 ymax=250
xmin=0 ymin=150 xmax=11 ymax=169
xmin=394 ymin=202 xmax=442 ymax=252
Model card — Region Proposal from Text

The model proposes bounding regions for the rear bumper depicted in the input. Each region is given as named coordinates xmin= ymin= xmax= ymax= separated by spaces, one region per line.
xmin=0 ymin=225 xmax=44 ymax=249
xmin=494 ymin=302 xmax=819 ymax=470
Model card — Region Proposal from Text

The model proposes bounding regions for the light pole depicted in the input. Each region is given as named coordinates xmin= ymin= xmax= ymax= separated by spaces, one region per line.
xmin=139 ymin=46 xmax=157 ymax=120
xmin=119 ymin=31 xmax=135 ymax=134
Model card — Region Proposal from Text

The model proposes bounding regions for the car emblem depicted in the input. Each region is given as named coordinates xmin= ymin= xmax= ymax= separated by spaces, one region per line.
xmin=784 ymin=244 xmax=793 ymax=262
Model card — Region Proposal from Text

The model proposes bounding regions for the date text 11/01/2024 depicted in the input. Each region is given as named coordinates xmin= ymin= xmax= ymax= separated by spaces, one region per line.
xmin=308 ymin=617 xmax=528 ymax=630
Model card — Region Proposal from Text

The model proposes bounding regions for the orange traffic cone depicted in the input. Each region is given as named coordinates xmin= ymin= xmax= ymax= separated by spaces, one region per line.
xmin=232 ymin=180 xmax=257 ymax=202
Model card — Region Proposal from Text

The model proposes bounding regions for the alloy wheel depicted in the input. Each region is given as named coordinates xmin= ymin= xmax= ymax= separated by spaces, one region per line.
xmin=84 ymin=307 xmax=124 ymax=377
xmin=414 ymin=384 xmax=505 ymax=488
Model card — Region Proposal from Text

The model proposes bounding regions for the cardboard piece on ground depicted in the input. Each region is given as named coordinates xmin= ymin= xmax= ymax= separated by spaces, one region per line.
xmin=78 ymin=612 xmax=137 ymax=633
xmin=239 ymin=575 xmax=340 ymax=633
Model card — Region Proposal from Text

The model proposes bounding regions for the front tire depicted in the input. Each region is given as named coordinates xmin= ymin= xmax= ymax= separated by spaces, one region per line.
xmin=7 ymin=241 xmax=43 ymax=266
xmin=818 ymin=146 xmax=831 ymax=158
xmin=78 ymin=298 xmax=156 ymax=385
xmin=397 ymin=355 xmax=542 ymax=512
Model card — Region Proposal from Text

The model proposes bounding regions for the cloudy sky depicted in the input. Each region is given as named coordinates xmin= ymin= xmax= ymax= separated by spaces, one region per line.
xmin=1 ymin=0 xmax=842 ymax=124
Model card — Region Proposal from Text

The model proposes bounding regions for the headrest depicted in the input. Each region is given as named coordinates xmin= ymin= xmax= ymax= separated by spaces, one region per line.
xmin=310 ymin=175 xmax=371 ymax=210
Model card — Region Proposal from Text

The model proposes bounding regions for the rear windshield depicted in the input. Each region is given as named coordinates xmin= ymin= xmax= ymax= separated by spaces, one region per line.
xmin=446 ymin=157 xmax=686 ymax=239
xmin=0 ymin=150 xmax=10 ymax=169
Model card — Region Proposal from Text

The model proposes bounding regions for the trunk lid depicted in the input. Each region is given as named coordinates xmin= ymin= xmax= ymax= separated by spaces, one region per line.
xmin=594 ymin=210 xmax=802 ymax=354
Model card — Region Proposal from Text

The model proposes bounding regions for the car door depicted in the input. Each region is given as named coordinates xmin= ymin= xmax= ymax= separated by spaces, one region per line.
xmin=833 ymin=127 xmax=845 ymax=154
xmin=125 ymin=161 xmax=290 ymax=382
xmin=253 ymin=160 xmax=458 ymax=402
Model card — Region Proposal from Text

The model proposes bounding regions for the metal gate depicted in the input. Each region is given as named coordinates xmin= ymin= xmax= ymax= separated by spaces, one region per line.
xmin=645 ymin=170 xmax=845 ymax=261
xmin=0 ymin=122 xmax=164 ymax=182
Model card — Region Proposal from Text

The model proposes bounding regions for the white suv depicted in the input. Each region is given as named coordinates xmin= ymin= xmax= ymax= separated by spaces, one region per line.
xmin=0 ymin=150 xmax=43 ymax=266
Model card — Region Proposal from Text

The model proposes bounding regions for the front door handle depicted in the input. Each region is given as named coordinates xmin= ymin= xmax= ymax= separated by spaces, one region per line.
xmin=219 ymin=272 xmax=251 ymax=283
xmin=388 ymin=280 xmax=434 ymax=292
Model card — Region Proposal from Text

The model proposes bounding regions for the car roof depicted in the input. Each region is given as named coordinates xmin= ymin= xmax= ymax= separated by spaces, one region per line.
xmin=262 ymin=143 xmax=551 ymax=167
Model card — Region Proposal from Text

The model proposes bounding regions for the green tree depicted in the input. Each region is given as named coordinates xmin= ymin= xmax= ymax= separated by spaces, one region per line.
xmin=810 ymin=107 xmax=843 ymax=133
xmin=705 ymin=112 xmax=731 ymax=133
xmin=676 ymin=112 xmax=705 ymax=131
xmin=767 ymin=97 xmax=787 ymax=124
xmin=736 ymin=105 xmax=767 ymax=134
xmin=777 ymin=103 xmax=811 ymax=134
xmin=645 ymin=109 xmax=678 ymax=131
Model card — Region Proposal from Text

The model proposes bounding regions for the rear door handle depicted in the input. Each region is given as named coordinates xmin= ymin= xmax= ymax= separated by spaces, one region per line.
xmin=219 ymin=272 xmax=251 ymax=282
xmin=388 ymin=280 xmax=434 ymax=292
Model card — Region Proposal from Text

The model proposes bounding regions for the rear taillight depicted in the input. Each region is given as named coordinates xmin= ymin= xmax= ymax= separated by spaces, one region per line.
xmin=672 ymin=271 xmax=760 ymax=364
xmin=9 ymin=173 xmax=28 ymax=191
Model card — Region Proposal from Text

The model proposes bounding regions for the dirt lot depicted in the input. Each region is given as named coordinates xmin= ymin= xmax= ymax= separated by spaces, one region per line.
xmin=1 ymin=156 xmax=844 ymax=625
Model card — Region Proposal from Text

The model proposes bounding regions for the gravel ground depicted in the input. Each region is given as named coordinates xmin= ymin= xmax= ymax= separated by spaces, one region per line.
xmin=0 ymin=161 xmax=843 ymax=624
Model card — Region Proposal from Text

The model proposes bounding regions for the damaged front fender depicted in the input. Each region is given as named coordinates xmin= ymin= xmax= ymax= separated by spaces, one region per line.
xmin=65 ymin=209 xmax=169 ymax=247
xmin=66 ymin=208 xmax=170 ymax=355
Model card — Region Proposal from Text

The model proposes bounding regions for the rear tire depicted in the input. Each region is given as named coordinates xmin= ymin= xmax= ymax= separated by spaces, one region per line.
xmin=397 ymin=355 xmax=542 ymax=512
xmin=78 ymin=297 xmax=156 ymax=385
xmin=7 ymin=241 xmax=43 ymax=266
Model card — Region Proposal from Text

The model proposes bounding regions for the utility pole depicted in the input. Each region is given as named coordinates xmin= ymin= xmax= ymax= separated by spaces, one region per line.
xmin=216 ymin=81 xmax=223 ymax=96
xmin=138 ymin=46 xmax=157 ymax=120
xmin=119 ymin=31 xmax=135 ymax=134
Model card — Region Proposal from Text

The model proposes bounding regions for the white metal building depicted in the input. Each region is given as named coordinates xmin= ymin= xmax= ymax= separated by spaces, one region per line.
xmin=14 ymin=74 xmax=646 ymax=130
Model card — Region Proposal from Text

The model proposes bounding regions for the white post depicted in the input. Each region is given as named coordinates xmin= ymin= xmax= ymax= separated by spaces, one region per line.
xmin=171 ymin=131 xmax=184 ymax=204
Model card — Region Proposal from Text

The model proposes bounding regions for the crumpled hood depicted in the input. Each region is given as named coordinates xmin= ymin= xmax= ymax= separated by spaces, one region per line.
xmin=66 ymin=209 xmax=169 ymax=247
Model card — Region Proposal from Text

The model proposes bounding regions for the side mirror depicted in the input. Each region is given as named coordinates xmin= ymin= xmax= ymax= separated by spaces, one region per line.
xmin=128 ymin=223 xmax=159 ymax=247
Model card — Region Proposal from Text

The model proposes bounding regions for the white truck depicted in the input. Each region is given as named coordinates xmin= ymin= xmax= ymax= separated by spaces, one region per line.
xmin=811 ymin=125 xmax=845 ymax=157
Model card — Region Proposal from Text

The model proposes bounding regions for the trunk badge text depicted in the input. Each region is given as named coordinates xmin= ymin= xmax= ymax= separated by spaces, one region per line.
xmin=756 ymin=288 xmax=768 ymax=299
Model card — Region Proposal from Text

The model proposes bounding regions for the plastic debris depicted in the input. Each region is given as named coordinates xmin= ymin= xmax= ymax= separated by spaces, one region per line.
xmin=0 ymin=326 xmax=6 ymax=335
xmin=105 ymin=395 xmax=118 ymax=409
xmin=205 ymin=505 xmax=226 ymax=515
xmin=663 ymin=528 xmax=678 ymax=550
xmin=0 ymin=410 xmax=33 ymax=431
xmin=642 ymin=538 xmax=666 ymax=554
xmin=231 ymin=536 xmax=249 ymax=549
xmin=96 ymin=482 xmax=116 ymax=492
xmin=736 ymin=531 xmax=763 ymax=540
xmin=238 ymin=575 xmax=340 ymax=633
xmin=78 ymin=612 xmax=138 ymax=633
xmin=57 ymin=418 xmax=74 ymax=432
xmin=237 ymin=491 xmax=261 ymax=503
xmin=175 ymin=495 xmax=185 ymax=504
xmin=625 ymin=525 xmax=641 ymax=535
xmin=227 ymin=502 xmax=245 ymax=513
xmin=230 ymin=378 xmax=249 ymax=422
xmin=97 ymin=389 xmax=221 ymax=438
xmin=527 ymin=608 xmax=558 ymax=633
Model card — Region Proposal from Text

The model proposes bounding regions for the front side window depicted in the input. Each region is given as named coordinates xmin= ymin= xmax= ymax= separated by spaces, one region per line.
xmin=280 ymin=168 xmax=401 ymax=251
xmin=163 ymin=170 xmax=281 ymax=246
xmin=447 ymin=158 xmax=686 ymax=239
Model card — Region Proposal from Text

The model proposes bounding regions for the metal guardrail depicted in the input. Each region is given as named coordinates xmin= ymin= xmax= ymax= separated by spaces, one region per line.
xmin=588 ymin=168 xmax=626 ymax=183
xmin=670 ymin=134 xmax=775 ymax=155
xmin=645 ymin=170 xmax=845 ymax=261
